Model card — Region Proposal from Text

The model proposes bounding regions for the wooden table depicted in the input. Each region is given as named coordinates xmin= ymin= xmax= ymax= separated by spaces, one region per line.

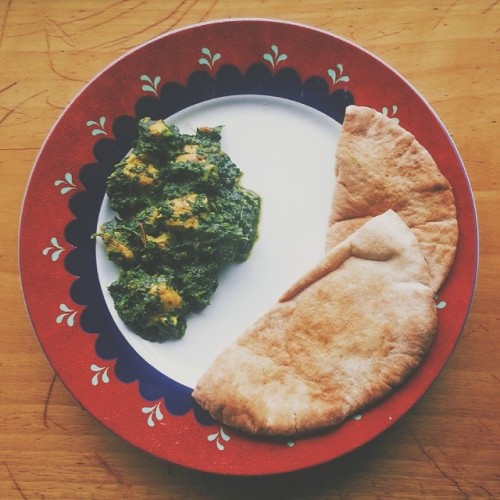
xmin=2 ymin=1 xmax=499 ymax=497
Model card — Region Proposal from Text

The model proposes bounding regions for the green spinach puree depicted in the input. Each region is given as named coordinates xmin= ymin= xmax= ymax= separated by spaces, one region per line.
xmin=97 ymin=118 xmax=261 ymax=342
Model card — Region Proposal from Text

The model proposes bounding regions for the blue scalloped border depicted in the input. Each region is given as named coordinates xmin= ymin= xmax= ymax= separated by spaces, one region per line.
xmin=65 ymin=63 xmax=355 ymax=424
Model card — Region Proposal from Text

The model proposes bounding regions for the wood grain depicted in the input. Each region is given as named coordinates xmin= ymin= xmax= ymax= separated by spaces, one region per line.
xmin=1 ymin=0 xmax=499 ymax=497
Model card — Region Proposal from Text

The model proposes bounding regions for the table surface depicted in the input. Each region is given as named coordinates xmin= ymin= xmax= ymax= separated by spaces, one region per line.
xmin=2 ymin=1 xmax=499 ymax=498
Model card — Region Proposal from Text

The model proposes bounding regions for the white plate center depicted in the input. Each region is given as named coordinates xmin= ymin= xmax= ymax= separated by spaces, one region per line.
xmin=96 ymin=95 xmax=340 ymax=388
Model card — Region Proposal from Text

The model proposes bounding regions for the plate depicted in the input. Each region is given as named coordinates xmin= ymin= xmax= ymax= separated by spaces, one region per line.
xmin=20 ymin=19 xmax=478 ymax=475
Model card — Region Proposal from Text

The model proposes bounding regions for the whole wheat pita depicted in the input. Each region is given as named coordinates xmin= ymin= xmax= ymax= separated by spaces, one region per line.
xmin=193 ymin=210 xmax=437 ymax=437
xmin=326 ymin=105 xmax=458 ymax=292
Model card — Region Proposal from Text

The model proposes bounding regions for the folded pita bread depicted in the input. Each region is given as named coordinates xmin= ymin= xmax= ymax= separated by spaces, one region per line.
xmin=326 ymin=105 xmax=458 ymax=292
xmin=193 ymin=210 xmax=437 ymax=436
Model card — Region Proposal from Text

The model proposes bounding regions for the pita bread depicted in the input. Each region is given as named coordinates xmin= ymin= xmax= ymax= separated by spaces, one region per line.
xmin=326 ymin=105 xmax=458 ymax=292
xmin=193 ymin=210 xmax=437 ymax=437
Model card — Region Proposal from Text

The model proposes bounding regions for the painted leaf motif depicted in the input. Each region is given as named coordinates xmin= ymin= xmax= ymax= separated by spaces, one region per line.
xmin=42 ymin=237 xmax=65 ymax=261
xmin=101 ymin=368 xmax=110 ymax=384
xmin=327 ymin=64 xmax=349 ymax=85
xmin=142 ymin=402 xmax=163 ymax=427
xmin=140 ymin=75 xmax=161 ymax=95
xmin=207 ymin=432 xmax=218 ymax=442
xmin=155 ymin=404 xmax=164 ymax=421
xmin=56 ymin=304 xmax=77 ymax=326
xmin=54 ymin=173 xmax=75 ymax=192
xmin=147 ymin=413 xmax=155 ymax=427
xmin=66 ymin=312 xmax=76 ymax=327
xmin=50 ymin=250 xmax=62 ymax=261
xmin=86 ymin=117 xmax=107 ymax=135
xmin=207 ymin=427 xmax=230 ymax=450
xmin=198 ymin=48 xmax=221 ymax=69
xmin=263 ymin=44 xmax=287 ymax=67
xmin=219 ymin=427 xmax=230 ymax=442
xmin=381 ymin=105 xmax=399 ymax=122
xmin=263 ymin=53 xmax=274 ymax=65
xmin=91 ymin=366 xmax=110 ymax=387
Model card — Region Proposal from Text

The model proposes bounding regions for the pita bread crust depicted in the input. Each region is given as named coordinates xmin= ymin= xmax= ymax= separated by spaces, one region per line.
xmin=327 ymin=105 xmax=458 ymax=292
xmin=193 ymin=211 xmax=437 ymax=436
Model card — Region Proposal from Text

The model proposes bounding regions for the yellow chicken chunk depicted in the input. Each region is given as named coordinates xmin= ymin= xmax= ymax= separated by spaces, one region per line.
xmin=175 ymin=144 xmax=204 ymax=163
xmin=146 ymin=232 xmax=171 ymax=248
xmin=150 ymin=284 xmax=183 ymax=311
xmin=101 ymin=233 xmax=135 ymax=261
xmin=122 ymin=153 xmax=159 ymax=187
xmin=148 ymin=120 xmax=170 ymax=137
xmin=165 ymin=193 xmax=208 ymax=229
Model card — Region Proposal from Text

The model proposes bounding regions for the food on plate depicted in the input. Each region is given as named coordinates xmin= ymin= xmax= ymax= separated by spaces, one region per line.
xmin=325 ymin=105 xmax=458 ymax=293
xmin=193 ymin=105 xmax=458 ymax=437
xmin=97 ymin=118 xmax=261 ymax=341
xmin=193 ymin=210 xmax=438 ymax=436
